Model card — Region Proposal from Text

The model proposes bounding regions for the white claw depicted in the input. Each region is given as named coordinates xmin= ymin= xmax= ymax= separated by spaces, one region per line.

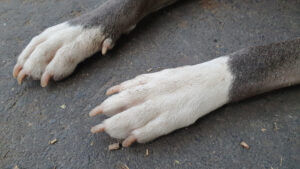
xmin=102 ymin=38 xmax=113 ymax=55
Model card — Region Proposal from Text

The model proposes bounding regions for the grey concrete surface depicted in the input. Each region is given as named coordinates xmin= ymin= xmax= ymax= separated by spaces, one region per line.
xmin=0 ymin=0 xmax=299 ymax=169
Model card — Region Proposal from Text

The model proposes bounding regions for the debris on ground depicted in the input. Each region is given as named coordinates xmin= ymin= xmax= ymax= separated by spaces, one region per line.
xmin=261 ymin=128 xmax=267 ymax=132
xmin=108 ymin=143 xmax=120 ymax=151
xmin=174 ymin=160 xmax=180 ymax=164
xmin=60 ymin=104 xmax=66 ymax=109
xmin=49 ymin=139 xmax=58 ymax=145
xmin=119 ymin=164 xmax=129 ymax=169
xmin=273 ymin=122 xmax=279 ymax=131
xmin=240 ymin=141 xmax=250 ymax=149
xmin=145 ymin=149 xmax=149 ymax=156
xmin=13 ymin=165 xmax=19 ymax=169
xmin=147 ymin=68 xmax=153 ymax=72
xmin=2 ymin=150 xmax=9 ymax=159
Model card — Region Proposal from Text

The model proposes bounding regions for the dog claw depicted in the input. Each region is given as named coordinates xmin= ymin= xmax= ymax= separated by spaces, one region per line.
xmin=13 ymin=64 xmax=22 ymax=78
xmin=17 ymin=70 xmax=27 ymax=85
xmin=122 ymin=135 xmax=137 ymax=147
xmin=89 ymin=106 xmax=103 ymax=117
xmin=106 ymin=85 xmax=121 ymax=95
xmin=102 ymin=38 xmax=113 ymax=55
xmin=91 ymin=124 xmax=105 ymax=133
xmin=41 ymin=72 xmax=52 ymax=87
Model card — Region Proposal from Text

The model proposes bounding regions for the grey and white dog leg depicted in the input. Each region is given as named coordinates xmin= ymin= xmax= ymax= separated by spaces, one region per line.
xmin=13 ymin=0 xmax=179 ymax=86
xmin=228 ymin=38 xmax=300 ymax=102
xmin=90 ymin=38 xmax=299 ymax=147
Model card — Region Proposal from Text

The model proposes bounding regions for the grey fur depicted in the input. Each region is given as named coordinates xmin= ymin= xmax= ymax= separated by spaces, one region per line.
xmin=229 ymin=38 xmax=300 ymax=102
xmin=67 ymin=0 xmax=300 ymax=103
xmin=69 ymin=0 xmax=178 ymax=44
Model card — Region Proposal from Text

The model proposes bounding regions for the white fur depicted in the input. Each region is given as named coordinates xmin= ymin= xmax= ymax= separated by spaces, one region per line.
xmin=16 ymin=22 xmax=105 ymax=80
xmin=96 ymin=56 xmax=233 ymax=143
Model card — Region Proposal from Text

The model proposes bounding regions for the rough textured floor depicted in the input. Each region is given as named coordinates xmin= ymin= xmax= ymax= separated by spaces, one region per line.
xmin=0 ymin=0 xmax=299 ymax=169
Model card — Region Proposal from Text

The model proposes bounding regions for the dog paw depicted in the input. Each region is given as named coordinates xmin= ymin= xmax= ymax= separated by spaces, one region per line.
xmin=13 ymin=22 xmax=113 ymax=86
xmin=90 ymin=57 xmax=233 ymax=147
xmin=13 ymin=0 xmax=143 ymax=86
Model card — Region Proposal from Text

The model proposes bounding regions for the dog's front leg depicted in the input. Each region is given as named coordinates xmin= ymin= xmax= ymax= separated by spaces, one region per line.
xmin=13 ymin=0 xmax=178 ymax=86
xmin=90 ymin=38 xmax=300 ymax=147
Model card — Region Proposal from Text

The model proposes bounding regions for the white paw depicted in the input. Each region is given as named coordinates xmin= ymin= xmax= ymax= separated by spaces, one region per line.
xmin=90 ymin=56 xmax=233 ymax=147
xmin=13 ymin=22 xmax=113 ymax=87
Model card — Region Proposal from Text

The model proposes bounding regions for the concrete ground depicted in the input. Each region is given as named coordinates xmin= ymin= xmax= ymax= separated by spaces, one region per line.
xmin=0 ymin=0 xmax=299 ymax=169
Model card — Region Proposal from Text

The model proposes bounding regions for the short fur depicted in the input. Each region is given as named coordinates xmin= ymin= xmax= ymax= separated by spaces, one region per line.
xmin=229 ymin=38 xmax=300 ymax=102
xmin=13 ymin=0 xmax=300 ymax=146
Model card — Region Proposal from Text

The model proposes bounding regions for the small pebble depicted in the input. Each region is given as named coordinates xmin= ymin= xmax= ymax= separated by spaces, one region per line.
xmin=108 ymin=143 xmax=120 ymax=151
xmin=119 ymin=164 xmax=129 ymax=169
xmin=49 ymin=139 xmax=58 ymax=145
xmin=240 ymin=141 xmax=250 ymax=149
xmin=145 ymin=149 xmax=149 ymax=156
xmin=60 ymin=104 xmax=66 ymax=109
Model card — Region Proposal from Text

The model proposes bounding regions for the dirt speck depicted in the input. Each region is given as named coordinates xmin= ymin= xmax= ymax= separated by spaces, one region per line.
xmin=49 ymin=139 xmax=58 ymax=145
xmin=60 ymin=104 xmax=66 ymax=109
xmin=108 ymin=143 xmax=120 ymax=151
xmin=145 ymin=149 xmax=149 ymax=156
xmin=147 ymin=68 xmax=153 ymax=72
xmin=240 ymin=141 xmax=250 ymax=149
